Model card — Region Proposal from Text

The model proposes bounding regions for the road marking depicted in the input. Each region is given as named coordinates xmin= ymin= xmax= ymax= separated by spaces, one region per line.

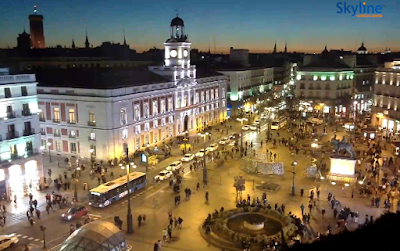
xmin=16 ymin=234 xmax=22 ymax=237
xmin=28 ymin=237 xmax=34 ymax=240
xmin=34 ymin=238 xmax=40 ymax=242
xmin=41 ymin=240 xmax=45 ymax=243
xmin=148 ymin=186 xmax=154 ymax=190
xmin=138 ymin=192 xmax=144 ymax=195
xmin=22 ymin=236 xmax=28 ymax=239
xmin=88 ymin=214 xmax=102 ymax=218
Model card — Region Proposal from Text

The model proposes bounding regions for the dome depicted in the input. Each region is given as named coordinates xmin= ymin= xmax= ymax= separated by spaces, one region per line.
xmin=171 ymin=17 xmax=184 ymax=27
xmin=59 ymin=220 xmax=128 ymax=251
xmin=358 ymin=42 xmax=367 ymax=51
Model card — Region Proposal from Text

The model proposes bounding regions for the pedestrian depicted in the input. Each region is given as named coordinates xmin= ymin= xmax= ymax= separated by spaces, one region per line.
xmin=143 ymin=214 xmax=146 ymax=225
xmin=316 ymin=190 xmax=320 ymax=200
xmin=300 ymin=188 xmax=304 ymax=197
xmin=2 ymin=214 xmax=5 ymax=225
xmin=138 ymin=214 xmax=142 ymax=227
xmin=274 ymin=203 xmax=278 ymax=210
xmin=300 ymin=204 xmax=305 ymax=215
xmin=321 ymin=208 xmax=326 ymax=218
xmin=154 ymin=242 xmax=159 ymax=251
xmin=174 ymin=217 xmax=178 ymax=228
xmin=157 ymin=240 xmax=162 ymax=251
xmin=178 ymin=217 xmax=183 ymax=229
xmin=36 ymin=209 xmax=41 ymax=219
xmin=205 ymin=191 xmax=209 ymax=202
xmin=24 ymin=244 xmax=30 ymax=251
xmin=308 ymin=203 xmax=313 ymax=214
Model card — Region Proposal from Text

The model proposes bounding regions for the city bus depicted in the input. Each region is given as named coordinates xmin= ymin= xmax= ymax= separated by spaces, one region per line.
xmin=88 ymin=172 xmax=147 ymax=208
xmin=271 ymin=116 xmax=287 ymax=130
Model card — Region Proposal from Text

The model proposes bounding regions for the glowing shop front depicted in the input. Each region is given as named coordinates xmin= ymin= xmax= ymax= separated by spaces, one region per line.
xmin=6 ymin=160 xmax=40 ymax=199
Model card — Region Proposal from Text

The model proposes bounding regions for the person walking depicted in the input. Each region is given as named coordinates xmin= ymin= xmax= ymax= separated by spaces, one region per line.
xmin=178 ymin=217 xmax=183 ymax=229
xmin=316 ymin=190 xmax=320 ymax=200
xmin=205 ymin=191 xmax=209 ymax=203
xmin=138 ymin=214 xmax=142 ymax=227
xmin=321 ymin=208 xmax=326 ymax=218
xmin=143 ymin=214 xmax=146 ymax=225
xmin=308 ymin=203 xmax=313 ymax=214
xmin=300 ymin=204 xmax=305 ymax=215
xmin=300 ymin=188 xmax=304 ymax=197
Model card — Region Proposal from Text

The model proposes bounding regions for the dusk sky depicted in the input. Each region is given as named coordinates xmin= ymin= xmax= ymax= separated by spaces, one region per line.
xmin=0 ymin=0 xmax=398 ymax=53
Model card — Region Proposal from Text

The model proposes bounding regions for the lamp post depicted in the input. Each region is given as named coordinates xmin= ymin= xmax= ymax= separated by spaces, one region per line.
xmin=198 ymin=132 xmax=210 ymax=185
xmin=291 ymin=161 xmax=297 ymax=196
xmin=47 ymin=142 xmax=52 ymax=163
xmin=353 ymin=101 xmax=358 ymax=142
xmin=236 ymin=118 xmax=248 ymax=156
xmin=122 ymin=148 xmax=135 ymax=234
xmin=40 ymin=226 xmax=46 ymax=248
xmin=73 ymin=165 xmax=80 ymax=202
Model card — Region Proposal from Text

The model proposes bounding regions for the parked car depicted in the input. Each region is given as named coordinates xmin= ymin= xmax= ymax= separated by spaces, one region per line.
xmin=155 ymin=170 xmax=173 ymax=181
xmin=195 ymin=149 xmax=209 ymax=158
xmin=229 ymin=133 xmax=241 ymax=141
xmin=0 ymin=234 xmax=18 ymax=250
xmin=219 ymin=137 xmax=230 ymax=145
xmin=254 ymin=119 xmax=260 ymax=125
xmin=242 ymin=125 xmax=250 ymax=130
xmin=166 ymin=161 xmax=182 ymax=171
xmin=206 ymin=143 xmax=219 ymax=152
xmin=181 ymin=153 xmax=194 ymax=162
xmin=61 ymin=206 xmax=88 ymax=221
xmin=250 ymin=124 xmax=258 ymax=130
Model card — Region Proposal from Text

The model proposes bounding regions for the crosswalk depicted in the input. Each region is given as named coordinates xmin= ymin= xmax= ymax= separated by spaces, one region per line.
xmin=13 ymin=233 xmax=44 ymax=243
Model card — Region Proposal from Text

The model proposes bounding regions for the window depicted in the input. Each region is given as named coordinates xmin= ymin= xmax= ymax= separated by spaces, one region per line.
xmin=39 ymin=110 xmax=45 ymax=121
xmin=135 ymin=125 xmax=141 ymax=134
xmin=122 ymin=128 xmax=128 ymax=139
xmin=222 ymin=100 xmax=226 ymax=107
xmin=145 ymin=123 xmax=150 ymax=131
xmin=134 ymin=105 xmax=140 ymax=120
xmin=68 ymin=109 xmax=76 ymax=123
xmin=89 ymin=111 xmax=95 ymax=125
xmin=168 ymin=98 xmax=173 ymax=112
xmin=206 ymin=91 xmax=209 ymax=102
xmin=154 ymin=120 xmax=158 ymax=128
xmin=55 ymin=141 xmax=61 ymax=152
xmin=211 ymin=89 xmax=214 ymax=100
xmin=160 ymin=99 xmax=165 ymax=113
xmin=222 ymin=88 xmax=225 ymax=98
xmin=90 ymin=132 xmax=96 ymax=140
xmin=90 ymin=145 xmax=96 ymax=156
xmin=215 ymin=89 xmax=219 ymax=99
xmin=177 ymin=96 xmax=181 ymax=108
xmin=21 ymin=86 xmax=28 ymax=96
xmin=6 ymin=105 xmax=14 ymax=119
xmin=54 ymin=128 xmax=60 ymax=136
xmin=183 ymin=95 xmax=188 ymax=107
xmin=70 ymin=130 xmax=76 ymax=138
xmin=70 ymin=143 xmax=77 ymax=153
xmin=201 ymin=92 xmax=205 ymax=103
xmin=169 ymin=116 xmax=173 ymax=124
xmin=120 ymin=108 xmax=127 ymax=125
xmin=4 ymin=88 xmax=11 ymax=98
xmin=22 ymin=103 xmax=30 ymax=116
xmin=161 ymin=118 xmax=166 ymax=126
xmin=195 ymin=93 xmax=199 ymax=104
xmin=152 ymin=101 xmax=158 ymax=116
xmin=53 ymin=108 xmax=60 ymax=122
xmin=41 ymin=139 xmax=46 ymax=148
xmin=144 ymin=103 xmax=149 ymax=118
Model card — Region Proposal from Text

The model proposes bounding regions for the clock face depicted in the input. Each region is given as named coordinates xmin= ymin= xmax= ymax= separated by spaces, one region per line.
xmin=170 ymin=50 xmax=177 ymax=58
xmin=183 ymin=50 xmax=188 ymax=57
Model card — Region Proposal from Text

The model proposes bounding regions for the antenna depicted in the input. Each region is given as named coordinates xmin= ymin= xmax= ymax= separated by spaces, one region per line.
xmin=33 ymin=5 xmax=37 ymax=14
xmin=175 ymin=9 xmax=178 ymax=17
xmin=214 ymin=36 xmax=216 ymax=54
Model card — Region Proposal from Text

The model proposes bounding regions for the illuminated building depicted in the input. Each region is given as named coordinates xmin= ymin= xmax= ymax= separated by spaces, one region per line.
xmin=29 ymin=6 xmax=46 ymax=49
xmin=0 ymin=68 xmax=43 ymax=199
xmin=372 ymin=60 xmax=400 ymax=134
xmin=36 ymin=16 xmax=227 ymax=160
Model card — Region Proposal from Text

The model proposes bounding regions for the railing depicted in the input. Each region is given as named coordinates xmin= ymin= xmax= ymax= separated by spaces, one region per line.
xmin=6 ymin=112 xmax=16 ymax=119
xmin=22 ymin=109 xmax=32 ymax=116
xmin=53 ymin=118 xmax=60 ymax=123
xmin=88 ymin=121 xmax=96 ymax=126
xmin=23 ymin=128 xmax=35 ymax=136
xmin=6 ymin=131 xmax=19 ymax=140
xmin=0 ymin=149 xmax=39 ymax=164
xmin=68 ymin=119 xmax=76 ymax=124
xmin=69 ymin=134 xmax=76 ymax=138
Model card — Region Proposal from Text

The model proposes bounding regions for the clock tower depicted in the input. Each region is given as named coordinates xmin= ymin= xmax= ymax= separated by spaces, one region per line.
xmin=150 ymin=16 xmax=196 ymax=82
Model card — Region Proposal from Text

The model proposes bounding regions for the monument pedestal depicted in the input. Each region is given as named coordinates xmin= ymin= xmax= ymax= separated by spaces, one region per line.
xmin=328 ymin=156 xmax=357 ymax=184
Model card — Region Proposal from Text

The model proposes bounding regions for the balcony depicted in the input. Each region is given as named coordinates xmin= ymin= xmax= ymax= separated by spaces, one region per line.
xmin=0 ymin=149 xmax=39 ymax=164
xmin=23 ymin=128 xmax=35 ymax=136
xmin=88 ymin=121 xmax=96 ymax=126
xmin=6 ymin=112 xmax=16 ymax=119
xmin=6 ymin=131 xmax=19 ymax=140
xmin=40 ymin=130 xmax=46 ymax=135
xmin=69 ymin=134 xmax=76 ymax=139
xmin=88 ymin=136 xmax=96 ymax=141
xmin=68 ymin=119 xmax=76 ymax=124
xmin=53 ymin=118 xmax=60 ymax=123
xmin=22 ymin=109 xmax=32 ymax=116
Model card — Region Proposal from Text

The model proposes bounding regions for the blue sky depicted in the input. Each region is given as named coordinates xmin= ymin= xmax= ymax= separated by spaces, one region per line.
xmin=0 ymin=0 xmax=398 ymax=53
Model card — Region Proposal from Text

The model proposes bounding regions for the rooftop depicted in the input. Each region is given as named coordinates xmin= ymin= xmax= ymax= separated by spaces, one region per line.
xmin=35 ymin=67 xmax=170 ymax=89
xmin=301 ymin=56 xmax=351 ymax=71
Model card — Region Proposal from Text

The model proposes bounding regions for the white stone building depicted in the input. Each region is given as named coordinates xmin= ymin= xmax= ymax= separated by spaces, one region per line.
xmin=0 ymin=68 xmax=43 ymax=199
xmin=372 ymin=60 xmax=400 ymax=133
xmin=37 ymin=17 xmax=228 ymax=161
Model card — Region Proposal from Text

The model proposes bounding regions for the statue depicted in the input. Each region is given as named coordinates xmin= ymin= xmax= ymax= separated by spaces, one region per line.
xmin=330 ymin=136 xmax=356 ymax=159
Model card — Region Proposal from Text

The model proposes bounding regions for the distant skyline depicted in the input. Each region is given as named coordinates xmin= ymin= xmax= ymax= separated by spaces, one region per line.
xmin=0 ymin=0 xmax=398 ymax=53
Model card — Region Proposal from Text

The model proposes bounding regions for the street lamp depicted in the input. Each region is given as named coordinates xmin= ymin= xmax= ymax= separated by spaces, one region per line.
xmin=236 ymin=118 xmax=248 ymax=156
xmin=40 ymin=226 xmax=46 ymax=248
xmin=121 ymin=149 xmax=135 ymax=234
xmin=291 ymin=161 xmax=297 ymax=196
xmin=198 ymin=132 xmax=210 ymax=185
xmin=73 ymin=165 xmax=80 ymax=202
xmin=47 ymin=142 xmax=52 ymax=163
xmin=353 ymin=101 xmax=358 ymax=141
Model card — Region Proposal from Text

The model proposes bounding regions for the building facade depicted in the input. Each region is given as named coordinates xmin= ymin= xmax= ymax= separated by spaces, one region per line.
xmin=37 ymin=17 xmax=228 ymax=161
xmin=372 ymin=60 xmax=400 ymax=134
xmin=0 ymin=68 xmax=43 ymax=200
xmin=29 ymin=7 xmax=45 ymax=49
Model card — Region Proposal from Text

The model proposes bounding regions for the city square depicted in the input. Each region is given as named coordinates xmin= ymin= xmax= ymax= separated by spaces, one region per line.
xmin=0 ymin=2 xmax=399 ymax=251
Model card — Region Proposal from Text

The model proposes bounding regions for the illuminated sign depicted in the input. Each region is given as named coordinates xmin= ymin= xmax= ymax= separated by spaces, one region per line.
xmin=330 ymin=157 xmax=356 ymax=176
xmin=336 ymin=2 xmax=384 ymax=18
xmin=141 ymin=153 xmax=147 ymax=163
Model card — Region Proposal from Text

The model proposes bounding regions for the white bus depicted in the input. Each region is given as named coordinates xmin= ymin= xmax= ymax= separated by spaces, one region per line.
xmin=271 ymin=116 xmax=287 ymax=130
xmin=89 ymin=172 xmax=147 ymax=208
